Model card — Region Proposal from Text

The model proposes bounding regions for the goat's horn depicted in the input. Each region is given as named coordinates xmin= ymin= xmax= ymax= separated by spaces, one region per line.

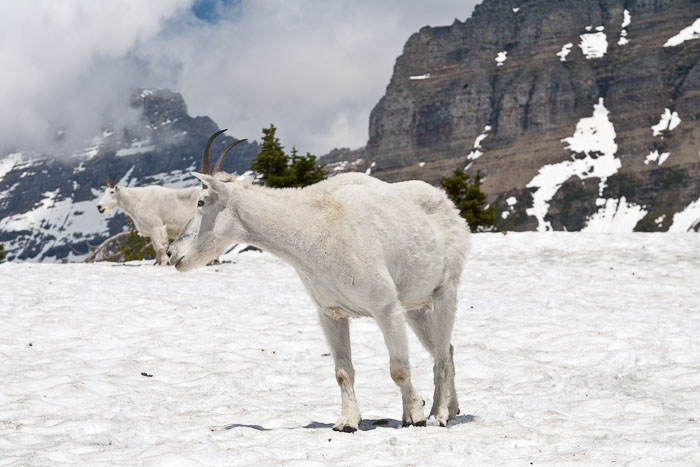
xmin=202 ymin=129 xmax=227 ymax=175
xmin=212 ymin=139 xmax=247 ymax=175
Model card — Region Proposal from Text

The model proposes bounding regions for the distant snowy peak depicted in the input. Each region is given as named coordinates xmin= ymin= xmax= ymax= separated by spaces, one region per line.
xmin=0 ymin=88 xmax=258 ymax=262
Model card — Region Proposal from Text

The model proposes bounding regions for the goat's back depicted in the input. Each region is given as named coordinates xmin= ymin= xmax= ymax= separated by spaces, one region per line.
xmin=312 ymin=173 xmax=470 ymax=289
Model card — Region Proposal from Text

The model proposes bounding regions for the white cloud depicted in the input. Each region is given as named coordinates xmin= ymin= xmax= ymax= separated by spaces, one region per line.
xmin=0 ymin=0 xmax=477 ymax=157
xmin=0 ymin=0 xmax=191 ymax=155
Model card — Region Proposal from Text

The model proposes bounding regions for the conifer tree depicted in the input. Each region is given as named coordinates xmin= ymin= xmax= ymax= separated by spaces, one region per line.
xmin=251 ymin=124 xmax=289 ymax=188
xmin=118 ymin=220 xmax=156 ymax=261
xmin=440 ymin=168 xmax=496 ymax=232
xmin=0 ymin=243 xmax=6 ymax=263
xmin=251 ymin=124 xmax=326 ymax=188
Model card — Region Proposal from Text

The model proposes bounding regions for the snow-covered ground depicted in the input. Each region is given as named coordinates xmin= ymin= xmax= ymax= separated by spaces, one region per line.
xmin=1 ymin=233 xmax=699 ymax=465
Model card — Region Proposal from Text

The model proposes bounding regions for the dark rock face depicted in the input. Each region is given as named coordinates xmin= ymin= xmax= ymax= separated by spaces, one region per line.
xmin=361 ymin=0 xmax=700 ymax=231
xmin=0 ymin=89 xmax=259 ymax=262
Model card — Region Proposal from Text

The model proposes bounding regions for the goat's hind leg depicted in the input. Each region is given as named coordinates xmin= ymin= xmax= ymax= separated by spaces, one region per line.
xmin=406 ymin=285 xmax=459 ymax=427
xmin=375 ymin=303 xmax=426 ymax=427
xmin=318 ymin=310 xmax=361 ymax=433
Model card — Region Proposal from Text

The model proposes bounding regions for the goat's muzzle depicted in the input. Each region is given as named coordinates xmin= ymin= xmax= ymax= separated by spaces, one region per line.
xmin=97 ymin=205 xmax=105 ymax=214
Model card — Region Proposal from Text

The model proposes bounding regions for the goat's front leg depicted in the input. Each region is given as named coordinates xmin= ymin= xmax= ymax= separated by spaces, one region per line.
xmin=150 ymin=225 xmax=169 ymax=266
xmin=375 ymin=304 xmax=426 ymax=427
xmin=318 ymin=310 xmax=361 ymax=433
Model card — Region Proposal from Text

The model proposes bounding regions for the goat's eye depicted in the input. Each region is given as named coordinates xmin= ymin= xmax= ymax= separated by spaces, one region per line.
xmin=197 ymin=200 xmax=204 ymax=207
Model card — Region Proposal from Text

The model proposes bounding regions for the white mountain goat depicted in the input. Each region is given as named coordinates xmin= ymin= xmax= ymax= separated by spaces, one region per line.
xmin=96 ymin=131 xmax=245 ymax=265
xmin=167 ymin=131 xmax=471 ymax=431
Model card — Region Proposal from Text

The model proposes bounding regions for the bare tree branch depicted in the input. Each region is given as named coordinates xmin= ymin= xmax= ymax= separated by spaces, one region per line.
xmin=83 ymin=231 xmax=129 ymax=263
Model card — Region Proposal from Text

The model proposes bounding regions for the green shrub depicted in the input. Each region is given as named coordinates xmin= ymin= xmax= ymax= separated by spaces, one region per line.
xmin=118 ymin=221 xmax=156 ymax=261
xmin=440 ymin=169 xmax=496 ymax=232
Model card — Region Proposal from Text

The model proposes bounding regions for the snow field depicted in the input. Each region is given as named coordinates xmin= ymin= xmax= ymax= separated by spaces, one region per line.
xmin=1 ymin=233 xmax=699 ymax=465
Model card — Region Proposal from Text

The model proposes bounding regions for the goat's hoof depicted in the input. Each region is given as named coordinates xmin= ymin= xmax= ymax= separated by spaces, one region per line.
xmin=439 ymin=421 xmax=447 ymax=427
xmin=402 ymin=420 xmax=426 ymax=427
xmin=333 ymin=425 xmax=357 ymax=433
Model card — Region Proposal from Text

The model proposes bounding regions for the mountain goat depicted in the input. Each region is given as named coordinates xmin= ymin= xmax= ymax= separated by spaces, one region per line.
xmin=168 ymin=131 xmax=471 ymax=431
xmin=96 ymin=131 xmax=245 ymax=265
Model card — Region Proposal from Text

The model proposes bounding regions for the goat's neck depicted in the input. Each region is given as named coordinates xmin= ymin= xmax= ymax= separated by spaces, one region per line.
xmin=115 ymin=187 xmax=142 ymax=222
xmin=232 ymin=185 xmax=319 ymax=267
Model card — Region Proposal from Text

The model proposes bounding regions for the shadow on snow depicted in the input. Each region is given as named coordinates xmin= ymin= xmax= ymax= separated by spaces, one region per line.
xmin=223 ymin=414 xmax=476 ymax=432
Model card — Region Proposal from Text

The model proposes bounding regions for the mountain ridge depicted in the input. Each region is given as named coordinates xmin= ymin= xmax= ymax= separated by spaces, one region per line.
xmin=0 ymin=89 xmax=259 ymax=262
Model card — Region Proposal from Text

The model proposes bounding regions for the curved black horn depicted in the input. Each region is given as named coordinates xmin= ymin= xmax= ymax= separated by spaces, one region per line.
xmin=202 ymin=129 xmax=228 ymax=175
xmin=212 ymin=139 xmax=248 ymax=175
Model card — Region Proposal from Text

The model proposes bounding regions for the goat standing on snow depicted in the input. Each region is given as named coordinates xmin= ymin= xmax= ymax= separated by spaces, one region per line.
xmin=96 ymin=132 xmax=245 ymax=265
xmin=167 ymin=131 xmax=471 ymax=431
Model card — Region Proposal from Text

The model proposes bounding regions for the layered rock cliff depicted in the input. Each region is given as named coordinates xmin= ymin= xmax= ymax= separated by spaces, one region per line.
xmin=360 ymin=0 xmax=700 ymax=231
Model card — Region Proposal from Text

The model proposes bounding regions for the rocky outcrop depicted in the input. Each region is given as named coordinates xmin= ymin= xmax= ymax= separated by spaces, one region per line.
xmin=361 ymin=0 xmax=700 ymax=231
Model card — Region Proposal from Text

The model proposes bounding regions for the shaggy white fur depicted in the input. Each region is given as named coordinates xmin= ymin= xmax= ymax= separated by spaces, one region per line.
xmin=168 ymin=172 xmax=471 ymax=431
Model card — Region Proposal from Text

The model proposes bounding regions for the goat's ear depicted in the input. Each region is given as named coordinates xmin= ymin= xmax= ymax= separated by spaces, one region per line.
xmin=191 ymin=172 xmax=228 ymax=197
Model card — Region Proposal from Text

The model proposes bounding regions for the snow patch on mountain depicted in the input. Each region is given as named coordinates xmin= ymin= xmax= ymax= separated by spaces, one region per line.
xmin=664 ymin=18 xmax=700 ymax=47
xmin=467 ymin=125 xmax=491 ymax=161
xmin=495 ymin=51 xmax=507 ymax=67
xmin=527 ymin=98 xmax=620 ymax=231
xmin=0 ymin=153 xmax=24 ymax=181
xmin=645 ymin=150 xmax=670 ymax=166
xmin=579 ymin=30 xmax=608 ymax=58
xmin=668 ymin=197 xmax=700 ymax=232
xmin=0 ymin=190 xmax=109 ymax=262
xmin=619 ymin=10 xmax=631 ymax=45
xmin=143 ymin=166 xmax=199 ymax=189
xmin=582 ymin=197 xmax=647 ymax=232
xmin=651 ymin=108 xmax=681 ymax=136
xmin=116 ymin=139 xmax=156 ymax=157
xmin=557 ymin=43 xmax=573 ymax=61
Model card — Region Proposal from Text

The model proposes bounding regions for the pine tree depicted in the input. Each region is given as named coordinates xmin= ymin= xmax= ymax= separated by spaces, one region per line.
xmin=440 ymin=168 xmax=496 ymax=232
xmin=251 ymin=124 xmax=288 ymax=188
xmin=118 ymin=220 xmax=156 ymax=261
xmin=288 ymin=148 xmax=326 ymax=188
xmin=251 ymin=124 xmax=326 ymax=188
xmin=0 ymin=243 xmax=6 ymax=263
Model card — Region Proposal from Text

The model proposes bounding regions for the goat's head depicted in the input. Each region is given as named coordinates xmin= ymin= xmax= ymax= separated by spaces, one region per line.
xmin=96 ymin=179 xmax=119 ymax=215
xmin=167 ymin=130 xmax=247 ymax=271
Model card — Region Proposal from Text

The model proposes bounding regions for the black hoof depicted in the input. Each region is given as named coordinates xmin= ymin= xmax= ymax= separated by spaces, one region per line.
xmin=403 ymin=420 xmax=427 ymax=427
xmin=457 ymin=408 xmax=461 ymax=415
xmin=333 ymin=425 xmax=357 ymax=433
xmin=439 ymin=422 xmax=447 ymax=427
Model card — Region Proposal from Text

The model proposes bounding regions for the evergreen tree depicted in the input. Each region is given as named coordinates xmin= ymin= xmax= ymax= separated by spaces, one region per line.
xmin=251 ymin=125 xmax=326 ymax=188
xmin=287 ymin=147 xmax=326 ymax=188
xmin=440 ymin=168 xmax=496 ymax=232
xmin=118 ymin=220 xmax=156 ymax=261
xmin=251 ymin=124 xmax=289 ymax=188
xmin=0 ymin=243 xmax=6 ymax=263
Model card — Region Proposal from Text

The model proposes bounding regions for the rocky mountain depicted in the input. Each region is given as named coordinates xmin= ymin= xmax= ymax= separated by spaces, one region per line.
xmin=333 ymin=0 xmax=700 ymax=232
xmin=0 ymin=89 xmax=258 ymax=262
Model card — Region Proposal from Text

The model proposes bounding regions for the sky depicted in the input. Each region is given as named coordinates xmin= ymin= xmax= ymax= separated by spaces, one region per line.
xmin=0 ymin=0 xmax=479 ymax=158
